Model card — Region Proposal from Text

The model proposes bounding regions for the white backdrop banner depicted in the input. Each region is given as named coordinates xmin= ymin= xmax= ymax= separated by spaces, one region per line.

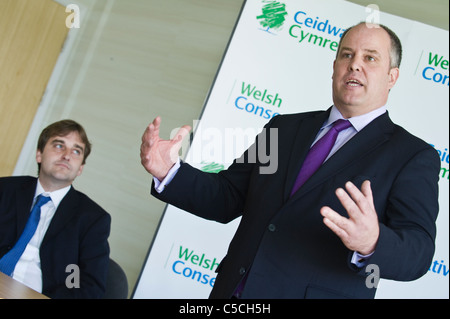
xmin=133 ymin=0 xmax=449 ymax=299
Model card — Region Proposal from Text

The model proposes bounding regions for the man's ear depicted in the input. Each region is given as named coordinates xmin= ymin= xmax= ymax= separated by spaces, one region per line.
xmin=36 ymin=149 xmax=42 ymax=164
xmin=77 ymin=164 xmax=84 ymax=177
xmin=388 ymin=67 xmax=400 ymax=89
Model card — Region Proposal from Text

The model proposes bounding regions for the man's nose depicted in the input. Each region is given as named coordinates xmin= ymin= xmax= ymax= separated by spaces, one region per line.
xmin=62 ymin=149 xmax=71 ymax=160
xmin=349 ymin=58 xmax=361 ymax=72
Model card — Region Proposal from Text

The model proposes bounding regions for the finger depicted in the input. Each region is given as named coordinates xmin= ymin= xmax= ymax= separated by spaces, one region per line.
xmin=335 ymin=187 xmax=361 ymax=219
xmin=140 ymin=128 xmax=153 ymax=159
xmin=143 ymin=125 xmax=153 ymax=144
xmin=150 ymin=116 xmax=161 ymax=140
xmin=360 ymin=180 xmax=375 ymax=211
xmin=323 ymin=218 xmax=350 ymax=241
xmin=142 ymin=117 xmax=162 ymax=148
xmin=172 ymin=125 xmax=192 ymax=144
xmin=153 ymin=116 xmax=161 ymax=129
xmin=142 ymin=118 xmax=157 ymax=141
xmin=320 ymin=206 xmax=351 ymax=231
xmin=321 ymin=207 xmax=350 ymax=240
xmin=167 ymin=125 xmax=191 ymax=161
xmin=344 ymin=181 xmax=373 ymax=216
xmin=152 ymin=116 xmax=161 ymax=128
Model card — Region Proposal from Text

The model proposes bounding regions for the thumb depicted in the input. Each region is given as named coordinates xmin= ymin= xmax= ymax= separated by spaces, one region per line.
xmin=169 ymin=125 xmax=192 ymax=161
xmin=174 ymin=125 xmax=192 ymax=143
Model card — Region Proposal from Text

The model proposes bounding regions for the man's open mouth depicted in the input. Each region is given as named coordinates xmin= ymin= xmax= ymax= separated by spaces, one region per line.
xmin=346 ymin=79 xmax=363 ymax=87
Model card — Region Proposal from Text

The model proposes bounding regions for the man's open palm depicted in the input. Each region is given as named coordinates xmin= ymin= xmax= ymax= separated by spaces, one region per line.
xmin=140 ymin=116 xmax=191 ymax=181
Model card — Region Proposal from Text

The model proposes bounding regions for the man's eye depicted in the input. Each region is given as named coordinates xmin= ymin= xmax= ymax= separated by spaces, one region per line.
xmin=73 ymin=148 xmax=84 ymax=156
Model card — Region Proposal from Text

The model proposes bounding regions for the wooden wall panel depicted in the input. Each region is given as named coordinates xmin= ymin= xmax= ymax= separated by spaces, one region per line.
xmin=0 ymin=0 xmax=68 ymax=176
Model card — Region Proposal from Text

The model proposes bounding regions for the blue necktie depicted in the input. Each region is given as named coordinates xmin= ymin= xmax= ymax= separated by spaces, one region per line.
xmin=0 ymin=194 xmax=51 ymax=276
xmin=290 ymin=119 xmax=352 ymax=196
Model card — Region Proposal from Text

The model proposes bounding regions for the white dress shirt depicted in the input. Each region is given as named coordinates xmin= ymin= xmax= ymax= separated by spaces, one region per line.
xmin=12 ymin=181 xmax=71 ymax=292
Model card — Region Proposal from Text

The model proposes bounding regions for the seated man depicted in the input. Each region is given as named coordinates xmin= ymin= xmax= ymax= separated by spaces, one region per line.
xmin=0 ymin=120 xmax=111 ymax=298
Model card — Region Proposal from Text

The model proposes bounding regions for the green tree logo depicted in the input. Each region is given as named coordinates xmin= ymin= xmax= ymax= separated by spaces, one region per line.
xmin=200 ymin=161 xmax=224 ymax=173
xmin=257 ymin=1 xmax=288 ymax=33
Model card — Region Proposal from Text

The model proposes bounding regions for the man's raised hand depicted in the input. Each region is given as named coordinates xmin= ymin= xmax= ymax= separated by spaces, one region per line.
xmin=320 ymin=181 xmax=379 ymax=255
xmin=140 ymin=116 xmax=191 ymax=181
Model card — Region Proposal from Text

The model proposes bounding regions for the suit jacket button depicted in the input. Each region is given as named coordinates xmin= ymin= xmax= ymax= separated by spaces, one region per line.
xmin=268 ymin=224 xmax=276 ymax=232
xmin=239 ymin=267 xmax=246 ymax=275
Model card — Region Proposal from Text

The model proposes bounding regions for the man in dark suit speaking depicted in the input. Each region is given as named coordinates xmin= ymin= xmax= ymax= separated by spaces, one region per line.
xmin=140 ymin=22 xmax=440 ymax=298
xmin=0 ymin=120 xmax=111 ymax=298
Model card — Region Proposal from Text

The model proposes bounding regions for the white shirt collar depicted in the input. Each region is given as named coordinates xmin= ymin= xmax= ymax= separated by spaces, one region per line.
xmin=35 ymin=180 xmax=71 ymax=209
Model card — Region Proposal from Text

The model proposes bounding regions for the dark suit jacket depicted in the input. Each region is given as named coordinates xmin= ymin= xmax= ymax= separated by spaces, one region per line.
xmin=0 ymin=176 xmax=111 ymax=298
xmin=152 ymin=109 xmax=440 ymax=299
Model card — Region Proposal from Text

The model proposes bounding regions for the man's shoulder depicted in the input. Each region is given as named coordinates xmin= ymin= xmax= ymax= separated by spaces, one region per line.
xmin=0 ymin=175 xmax=36 ymax=189
xmin=67 ymin=187 xmax=111 ymax=220
xmin=389 ymin=120 xmax=435 ymax=151
xmin=276 ymin=110 xmax=326 ymax=121
xmin=265 ymin=109 xmax=328 ymax=128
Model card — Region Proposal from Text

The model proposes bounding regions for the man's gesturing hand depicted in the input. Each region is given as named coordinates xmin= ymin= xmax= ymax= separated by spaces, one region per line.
xmin=320 ymin=181 xmax=379 ymax=255
xmin=140 ymin=116 xmax=191 ymax=181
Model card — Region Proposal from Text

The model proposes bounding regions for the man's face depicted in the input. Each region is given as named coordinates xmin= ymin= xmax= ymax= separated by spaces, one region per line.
xmin=36 ymin=131 xmax=85 ymax=191
xmin=332 ymin=24 xmax=399 ymax=118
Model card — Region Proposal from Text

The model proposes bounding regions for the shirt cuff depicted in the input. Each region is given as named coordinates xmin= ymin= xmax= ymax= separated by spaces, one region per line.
xmin=351 ymin=250 xmax=374 ymax=268
xmin=153 ymin=158 xmax=181 ymax=193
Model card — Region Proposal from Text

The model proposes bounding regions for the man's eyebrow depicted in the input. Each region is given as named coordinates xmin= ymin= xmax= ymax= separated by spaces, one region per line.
xmin=73 ymin=144 xmax=84 ymax=152
xmin=51 ymin=139 xmax=65 ymax=145
xmin=340 ymin=47 xmax=381 ymax=55
xmin=364 ymin=49 xmax=381 ymax=56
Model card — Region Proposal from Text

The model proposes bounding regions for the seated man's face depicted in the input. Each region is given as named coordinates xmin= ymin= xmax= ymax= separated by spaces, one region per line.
xmin=36 ymin=131 xmax=86 ymax=190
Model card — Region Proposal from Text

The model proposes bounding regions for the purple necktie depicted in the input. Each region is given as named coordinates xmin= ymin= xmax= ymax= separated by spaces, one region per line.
xmin=290 ymin=119 xmax=352 ymax=196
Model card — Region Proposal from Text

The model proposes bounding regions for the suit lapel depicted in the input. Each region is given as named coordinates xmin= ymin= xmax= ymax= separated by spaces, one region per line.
xmin=15 ymin=179 xmax=37 ymax=237
xmin=283 ymin=110 xmax=330 ymax=200
xmin=289 ymin=112 xmax=394 ymax=201
xmin=42 ymin=186 xmax=78 ymax=244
